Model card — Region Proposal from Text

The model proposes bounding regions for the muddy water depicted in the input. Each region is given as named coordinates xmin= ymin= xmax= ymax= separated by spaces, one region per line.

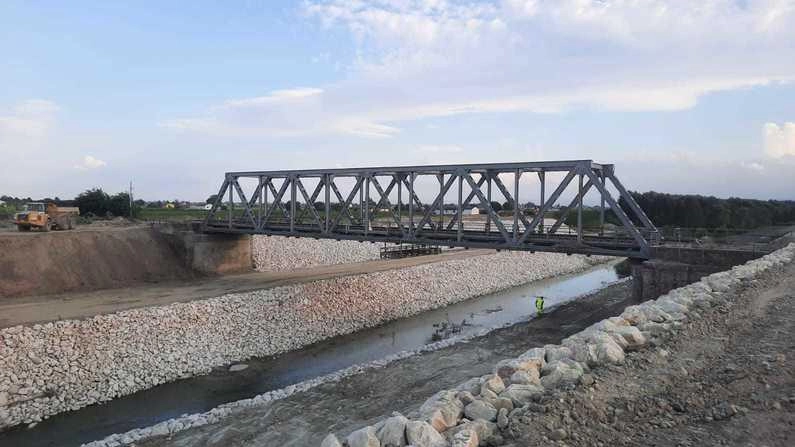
xmin=1 ymin=261 xmax=623 ymax=447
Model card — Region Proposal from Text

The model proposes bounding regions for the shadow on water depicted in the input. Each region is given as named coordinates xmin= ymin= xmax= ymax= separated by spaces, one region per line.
xmin=1 ymin=260 xmax=624 ymax=447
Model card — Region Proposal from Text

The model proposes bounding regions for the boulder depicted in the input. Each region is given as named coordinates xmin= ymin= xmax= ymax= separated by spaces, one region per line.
xmin=456 ymin=391 xmax=476 ymax=406
xmin=517 ymin=347 xmax=546 ymax=370
xmin=321 ymin=433 xmax=343 ymax=447
xmin=509 ymin=368 xmax=540 ymax=385
xmin=607 ymin=325 xmax=647 ymax=350
xmin=595 ymin=339 xmax=625 ymax=365
xmin=540 ymin=359 xmax=584 ymax=388
xmin=620 ymin=305 xmax=647 ymax=326
xmin=637 ymin=303 xmax=673 ymax=323
xmin=418 ymin=390 xmax=464 ymax=432
xmin=544 ymin=345 xmax=573 ymax=363
xmin=495 ymin=357 xmax=539 ymax=380
xmin=566 ymin=341 xmax=598 ymax=367
xmin=377 ymin=414 xmax=408 ymax=447
xmin=405 ymin=420 xmax=446 ymax=447
xmin=499 ymin=384 xmax=544 ymax=406
xmin=493 ymin=397 xmax=513 ymax=412
xmin=479 ymin=388 xmax=500 ymax=407
xmin=455 ymin=378 xmax=481 ymax=396
xmin=445 ymin=419 xmax=497 ymax=443
xmin=480 ymin=374 xmax=505 ymax=395
xmin=496 ymin=407 xmax=509 ymax=430
xmin=347 ymin=426 xmax=380 ymax=447
xmin=464 ymin=400 xmax=497 ymax=422
xmin=451 ymin=429 xmax=479 ymax=447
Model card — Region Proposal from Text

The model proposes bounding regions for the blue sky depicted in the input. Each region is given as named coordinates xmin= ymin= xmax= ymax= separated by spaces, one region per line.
xmin=1 ymin=0 xmax=794 ymax=201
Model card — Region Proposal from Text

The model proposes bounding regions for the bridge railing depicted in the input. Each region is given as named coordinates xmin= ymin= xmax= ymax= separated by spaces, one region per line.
xmin=203 ymin=160 xmax=659 ymax=258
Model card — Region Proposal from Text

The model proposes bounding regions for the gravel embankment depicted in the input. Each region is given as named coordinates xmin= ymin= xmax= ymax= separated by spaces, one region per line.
xmin=313 ymin=243 xmax=795 ymax=447
xmin=0 ymin=251 xmax=604 ymax=430
xmin=252 ymin=235 xmax=381 ymax=271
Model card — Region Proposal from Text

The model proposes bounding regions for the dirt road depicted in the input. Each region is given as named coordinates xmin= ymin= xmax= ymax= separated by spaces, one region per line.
xmin=506 ymin=258 xmax=795 ymax=446
xmin=0 ymin=249 xmax=492 ymax=328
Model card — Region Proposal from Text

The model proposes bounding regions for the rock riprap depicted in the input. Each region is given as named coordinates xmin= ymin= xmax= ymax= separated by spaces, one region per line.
xmin=319 ymin=244 xmax=795 ymax=447
xmin=252 ymin=235 xmax=381 ymax=271
xmin=0 ymin=251 xmax=605 ymax=429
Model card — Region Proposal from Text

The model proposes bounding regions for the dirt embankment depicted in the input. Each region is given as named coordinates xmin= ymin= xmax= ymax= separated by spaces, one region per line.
xmin=506 ymin=255 xmax=795 ymax=446
xmin=0 ymin=226 xmax=196 ymax=298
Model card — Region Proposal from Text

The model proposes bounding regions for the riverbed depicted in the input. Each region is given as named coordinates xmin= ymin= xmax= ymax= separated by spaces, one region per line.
xmin=0 ymin=260 xmax=625 ymax=447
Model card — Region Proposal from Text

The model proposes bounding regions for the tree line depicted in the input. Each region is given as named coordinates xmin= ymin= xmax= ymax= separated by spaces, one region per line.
xmin=621 ymin=191 xmax=795 ymax=229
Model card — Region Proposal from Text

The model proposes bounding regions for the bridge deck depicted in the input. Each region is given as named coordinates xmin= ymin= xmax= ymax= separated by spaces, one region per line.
xmin=203 ymin=220 xmax=649 ymax=258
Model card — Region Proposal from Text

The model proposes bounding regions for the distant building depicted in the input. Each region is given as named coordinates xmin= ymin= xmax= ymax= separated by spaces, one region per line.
xmin=164 ymin=202 xmax=175 ymax=209
xmin=469 ymin=207 xmax=480 ymax=215
xmin=203 ymin=204 xmax=213 ymax=210
xmin=0 ymin=200 xmax=6 ymax=206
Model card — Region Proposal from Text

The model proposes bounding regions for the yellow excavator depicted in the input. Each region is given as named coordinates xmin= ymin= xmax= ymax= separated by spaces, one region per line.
xmin=14 ymin=202 xmax=79 ymax=232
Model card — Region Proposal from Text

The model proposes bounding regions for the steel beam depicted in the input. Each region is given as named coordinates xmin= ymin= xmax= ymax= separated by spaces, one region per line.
xmin=203 ymin=160 xmax=656 ymax=259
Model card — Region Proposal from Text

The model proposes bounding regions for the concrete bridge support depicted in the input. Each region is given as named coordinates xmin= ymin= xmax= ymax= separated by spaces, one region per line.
xmin=632 ymin=247 xmax=764 ymax=300
xmin=153 ymin=223 xmax=252 ymax=275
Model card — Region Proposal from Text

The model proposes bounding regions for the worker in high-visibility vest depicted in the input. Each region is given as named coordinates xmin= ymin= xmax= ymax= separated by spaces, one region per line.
xmin=535 ymin=296 xmax=545 ymax=317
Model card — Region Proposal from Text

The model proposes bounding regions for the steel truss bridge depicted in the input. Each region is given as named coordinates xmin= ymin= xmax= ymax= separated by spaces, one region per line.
xmin=203 ymin=160 xmax=660 ymax=258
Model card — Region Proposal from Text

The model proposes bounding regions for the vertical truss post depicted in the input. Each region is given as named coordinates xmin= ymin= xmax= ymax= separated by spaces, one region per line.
xmin=550 ymin=178 xmax=593 ymax=234
xmin=577 ymin=173 xmax=584 ymax=244
xmin=227 ymin=176 xmax=233 ymax=229
xmin=457 ymin=170 xmax=464 ymax=242
xmin=513 ymin=169 xmax=520 ymax=242
xmin=486 ymin=173 xmax=492 ymax=233
xmin=437 ymin=173 xmax=444 ymax=230
xmin=263 ymin=177 xmax=269 ymax=226
xmin=359 ymin=175 xmax=364 ymax=225
xmin=290 ymin=175 xmax=296 ymax=234
xmin=257 ymin=176 xmax=264 ymax=229
xmin=520 ymin=169 xmax=577 ymax=243
xmin=599 ymin=169 xmax=605 ymax=235
xmin=364 ymin=174 xmax=370 ymax=236
xmin=324 ymin=174 xmax=331 ymax=233
xmin=538 ymin=171 xmax=545 ymax=233
xmin=409 ymin=172 xmax=415 ymax=237
xmin=397 ymin=174 xmax=402 ymax=232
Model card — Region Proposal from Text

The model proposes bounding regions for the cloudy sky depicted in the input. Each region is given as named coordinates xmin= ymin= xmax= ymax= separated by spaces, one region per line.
xmin=1 ymin=0 xmax=795 ymax=202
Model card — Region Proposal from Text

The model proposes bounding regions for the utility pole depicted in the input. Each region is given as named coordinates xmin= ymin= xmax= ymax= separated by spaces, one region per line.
xmin=129 ymin=180 xmax=134 ymax=218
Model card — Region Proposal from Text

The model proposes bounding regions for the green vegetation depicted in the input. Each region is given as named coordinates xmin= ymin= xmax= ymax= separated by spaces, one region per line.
xmin=74 ymin=188 xmax=139 ymax=218
xmin=622 ymin=191 xmax=795 ymax=230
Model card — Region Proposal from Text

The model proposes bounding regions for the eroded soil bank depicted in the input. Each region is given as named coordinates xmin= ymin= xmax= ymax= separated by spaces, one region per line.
xmin=0 ymin=227 xmax=195 ymax=298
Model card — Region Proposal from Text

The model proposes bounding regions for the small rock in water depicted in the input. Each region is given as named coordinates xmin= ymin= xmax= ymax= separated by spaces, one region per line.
xmin=228 ymin=364 xmax=249 ymax=372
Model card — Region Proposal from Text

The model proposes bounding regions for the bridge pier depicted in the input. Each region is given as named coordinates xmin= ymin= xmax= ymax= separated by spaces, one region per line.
xmin=632 ymin=247 xmax=764 ymax=300
xmin=153 ymin=223 xmax=252 ymax=274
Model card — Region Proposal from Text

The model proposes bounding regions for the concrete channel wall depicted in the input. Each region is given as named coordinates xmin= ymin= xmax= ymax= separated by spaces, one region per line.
xmin=0 ymin=251 xmax=607 ymax=429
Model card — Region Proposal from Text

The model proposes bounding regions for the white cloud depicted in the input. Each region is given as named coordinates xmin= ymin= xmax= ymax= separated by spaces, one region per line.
xmin=74 ymin=155 xmax=107 ymax=170
xmin=763 ymin=122 xmax=795 ymax=158
xmin=165 ymin=1 xmax=795 ymax=139
xmin=0 ymin=99 xmax=59 ymax=138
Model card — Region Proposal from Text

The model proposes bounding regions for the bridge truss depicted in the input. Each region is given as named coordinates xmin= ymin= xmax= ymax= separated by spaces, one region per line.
xmin=203 ymin=160 xmax=659 ymax=258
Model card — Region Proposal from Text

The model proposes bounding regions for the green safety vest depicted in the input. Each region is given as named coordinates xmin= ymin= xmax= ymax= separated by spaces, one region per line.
xmin=535 ymin=297 xmax=544 ymax=310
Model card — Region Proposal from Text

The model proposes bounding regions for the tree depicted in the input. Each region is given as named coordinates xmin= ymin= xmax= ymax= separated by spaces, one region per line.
xmin=107 ymin=192 xmax=132 ymax=217
xmin=74 ymin=188 xmax=110 ymax=216
xmin=489 ymin=201 xmax=502 ymax=212
xmin=206 ymin=194 xmax=219 ymax=205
